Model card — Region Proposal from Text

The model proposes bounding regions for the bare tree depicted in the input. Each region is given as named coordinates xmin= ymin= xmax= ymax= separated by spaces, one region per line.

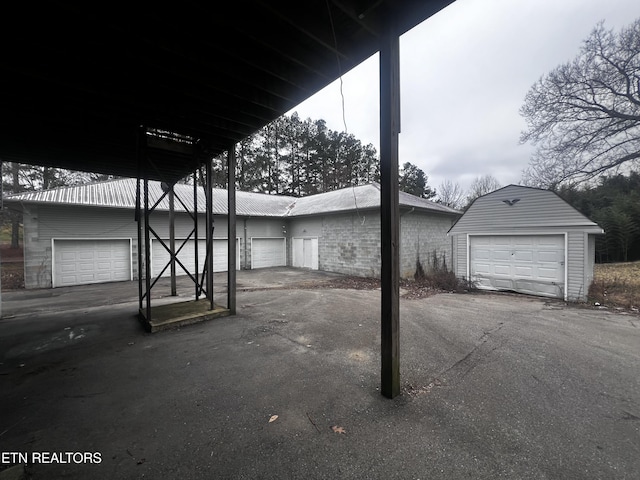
xmin=436 ymin=179 xmax=464 ymax=210
xmin=520 ymin=18 xmax=640 ymax=188
xmin=465 ymin=175 xmax=502 ymax=207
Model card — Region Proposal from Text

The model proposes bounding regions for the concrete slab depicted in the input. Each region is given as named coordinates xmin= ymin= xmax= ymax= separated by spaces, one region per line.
xmin=0 ymin=267 xmax=345 ymax=318
xmin=0 ymin=271 xmax=639 ymax=479
xmin=138 ymin=300 xmax=231 ymax=333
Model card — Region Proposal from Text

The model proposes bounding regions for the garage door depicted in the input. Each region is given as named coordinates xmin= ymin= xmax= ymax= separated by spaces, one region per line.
xmin=251 ymin=238 xmax=286 ymax=269
xmin=152 ymin=238 xmax=240 ymax=277
xmin=292 ymin=238 xmax=318 ymax=270
xmin=53 ymin=239 xmax=131 ymax=287
xmin=469 ymin=235 xmax=565 ymax=298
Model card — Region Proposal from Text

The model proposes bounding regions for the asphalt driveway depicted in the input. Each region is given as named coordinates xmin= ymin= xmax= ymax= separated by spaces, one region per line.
xmin=0 ymin=269 xmax=638 ymax=479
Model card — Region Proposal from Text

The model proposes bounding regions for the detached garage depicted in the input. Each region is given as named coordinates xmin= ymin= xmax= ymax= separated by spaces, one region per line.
xmin=449 ymin=185 xmax=604 ymax=302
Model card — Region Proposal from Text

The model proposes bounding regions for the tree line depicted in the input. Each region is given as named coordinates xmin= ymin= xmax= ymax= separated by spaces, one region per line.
xmin=555 ymin=172 xmax=640 ymax=263
xmin=205 ymin=112 xmax=436 ymax=199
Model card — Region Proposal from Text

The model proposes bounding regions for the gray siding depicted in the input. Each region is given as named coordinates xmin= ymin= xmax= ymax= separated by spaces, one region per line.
xmin=22 ymin=204 xmax=285 ymax=288
xmin=450 ymin=229 xmax=596 ymax=302
xmin=453 ymin=234 xmax=467 ymax=279
xmin=567 ymin=231 xmax=586 ymax=301
xmin=448 ymin=185 xmax=603 ymax=303
xmin=586 ymin=234 xmax=596 ymax=295
xmin=449 ymin=185 xmax=602 ymax=234
xmin=20 ymin=201 xmax=457 ymax=288
xmin=23 ymin=205 xmax=138 ymax=288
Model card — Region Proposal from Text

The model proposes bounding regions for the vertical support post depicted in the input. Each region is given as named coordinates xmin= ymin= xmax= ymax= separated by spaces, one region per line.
xmin=194 ymin=170 xmax=199 ymax=300
xmin=0 ymin=159 xmax=2 ymax=319
xmin=205 ymin=157 xmax=214 ymax=310
xmin=136 ymin=177 xmax=143 ymax=310
xmin=169 ymin=186 xmax=176 ymax=296
xmin=136 ymin=129 xmax=144 ymax=312
xmin=227 ymin=145 xmax=237 ymax=314
xmin=144 ymin=176 xmax=152 ymax=322
xmin=379 ymin=13 xmax=401 ymax=399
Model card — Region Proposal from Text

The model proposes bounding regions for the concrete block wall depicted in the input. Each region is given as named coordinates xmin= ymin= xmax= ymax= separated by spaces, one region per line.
xmin=320 ymin=212 xmax=382 ymax=278
xmin=289 ymin=210 xmax=457 ymax=280
xmin=400 ymin=212 xmax=456 ymax=279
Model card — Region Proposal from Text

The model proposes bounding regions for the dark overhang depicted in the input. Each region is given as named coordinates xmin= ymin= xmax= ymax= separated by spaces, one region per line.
xmin=0 ymin=1 xmax=454 ymax=183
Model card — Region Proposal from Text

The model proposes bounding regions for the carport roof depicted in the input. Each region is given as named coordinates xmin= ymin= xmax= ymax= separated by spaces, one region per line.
xmin=5 ymin=178 xmax=461 ymax=218
xmin=0 ymin=1 xmax=455 ymax=184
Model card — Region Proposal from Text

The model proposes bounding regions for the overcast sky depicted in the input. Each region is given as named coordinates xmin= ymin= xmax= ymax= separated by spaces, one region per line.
xmin=287 ymin=0 xmax=639 ymax=195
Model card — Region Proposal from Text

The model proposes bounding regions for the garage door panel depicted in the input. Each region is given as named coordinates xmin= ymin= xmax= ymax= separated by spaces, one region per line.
xmin=492 ymin=250 xmax=511 ymax=261
xmin=514 ymin=266 xmax=534 ymax=277
xmin=474 ymin=262 xmax=492 ymax=274
xmin=470 ymin=235 xmax=564 ymax=299
xmin=537 ymin=267 xmax=560 ymax=279
xmin=514 ymin=237 xmax=534 ymax=246
xmin=494 ymin=264 xmax=511 ymax=275
xmin=538 ymin=251 xmax=561 ymax=262
xmin=54 ymin=239 xmax=131 ymax=287
xmin=252 ymin=238 xmax=286 ymax=269
xmin=513 ymin=250 xmax=533 ymax=262
xmin=494 ymin=280 xmax=514 ymax=290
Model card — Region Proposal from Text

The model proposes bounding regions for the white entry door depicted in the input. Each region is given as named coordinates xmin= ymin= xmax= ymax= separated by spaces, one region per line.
xmin=469 ymin=235 xmax=565 ymax=298
xmin=292 ymin=238 xmax=318 ymax=270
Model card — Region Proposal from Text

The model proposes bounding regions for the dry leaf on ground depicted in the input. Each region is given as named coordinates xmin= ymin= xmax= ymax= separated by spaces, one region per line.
xmin=331 ymin=425 xmax=346 ymax=434
xmin=269 ymin=415 xmax=279 ymax=423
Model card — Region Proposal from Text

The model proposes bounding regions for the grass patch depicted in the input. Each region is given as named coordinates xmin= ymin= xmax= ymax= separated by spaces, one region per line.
xmin=589 ymin=261 xmax=640 ymax=311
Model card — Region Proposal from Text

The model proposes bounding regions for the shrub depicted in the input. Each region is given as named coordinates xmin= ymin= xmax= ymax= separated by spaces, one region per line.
xmin=414 ymin=250 xmax=475 ymax=293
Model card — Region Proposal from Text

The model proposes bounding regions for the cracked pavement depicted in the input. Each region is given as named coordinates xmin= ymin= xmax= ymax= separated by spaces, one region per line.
xmin=1 ymin=269 xmax=639 ymax=479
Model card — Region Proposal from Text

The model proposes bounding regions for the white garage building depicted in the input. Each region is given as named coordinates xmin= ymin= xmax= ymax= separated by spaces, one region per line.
xmin=7 ymin=178 xmax=460 ymax=289
xmin=448 ymin=185 xmax=604 ymax=302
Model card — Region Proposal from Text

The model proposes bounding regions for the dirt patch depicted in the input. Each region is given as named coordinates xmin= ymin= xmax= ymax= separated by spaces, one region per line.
xmin=289 ymin=275 xmax=466 ymax=300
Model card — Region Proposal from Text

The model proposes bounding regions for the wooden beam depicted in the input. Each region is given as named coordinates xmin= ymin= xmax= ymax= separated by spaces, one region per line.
xmin=228 ymin=145 xmax=237 ymax=314
xmin=379 ymin=14 xmax=401 ymax=399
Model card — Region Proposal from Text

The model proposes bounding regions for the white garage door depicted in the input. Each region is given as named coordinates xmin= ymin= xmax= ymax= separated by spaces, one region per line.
xmin=251 ymin=238 xmax=286 ymax=269
xmin=152 ymin=238 xmax=240 ymax=277
xmin=292 ymin=238 xmax=318 ymax=270
xmin=53 ymin=239 xmax=131 ymax=287
xmin=469 ymin=235 xmax=565 ymax=298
